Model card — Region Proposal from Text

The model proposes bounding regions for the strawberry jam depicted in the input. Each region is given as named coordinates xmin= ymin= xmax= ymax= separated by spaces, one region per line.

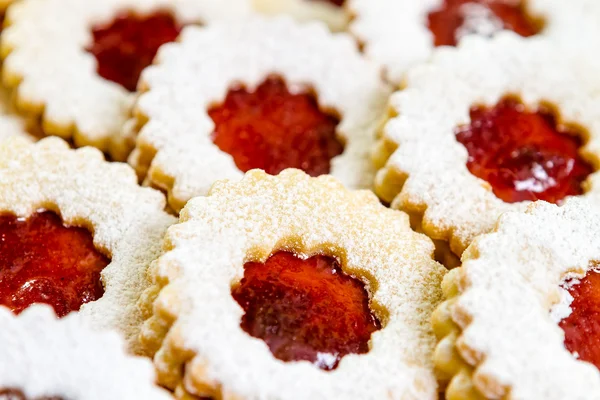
xmin=87 ymin=11 xmax=182 ymax=92
xmin=0 ymin=211 xmax=109 ymax=317
xmin=560 ymin=270 xmax=600 ymax=371
xmin=231 ymin=251 xmax=380 ymax=370
xmin=427 ymin=0 xmax=541 ymax=47
xmin=455 ymin=97 xmax=593 ymax=204
xmin=209 ymin=75 xmax=343 ymax=177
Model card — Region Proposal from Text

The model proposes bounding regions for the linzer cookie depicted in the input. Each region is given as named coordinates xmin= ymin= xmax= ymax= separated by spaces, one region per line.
xmin=253 ymin=0 xmax=348 ymax=31
xmin=0 ymin=305 xmax=172 ymax=400
xmin=0 ymin=87 xmax=34 ymax=142
xmin=0 ymin=1 xmax=36 ymax=143
xmin=374 ymin=33 xmax=600 ymax=260
xmin=432 ymin=199 xmax=600 ymax=399
xmin=348 ymin=0 xmax=597 ymax=84
xmin=128 ymin=16 xmax=389 ymax=212
xmin=139 ymin=169 xmax=446 ymax=399
xmin=0 ymin=137 xmax=175 ymax=353
xmin=0 ymin=0 xmax=251 ymax=160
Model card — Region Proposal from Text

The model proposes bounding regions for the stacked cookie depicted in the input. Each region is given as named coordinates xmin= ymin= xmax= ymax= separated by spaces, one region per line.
xmin=1 ymin=1 xmax=600 ymax=399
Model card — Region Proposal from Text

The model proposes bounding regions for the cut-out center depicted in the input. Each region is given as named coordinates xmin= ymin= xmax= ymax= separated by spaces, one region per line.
xmin=0 ymin=211 xmax=110 ymax=317
xmin=455 ymin=97 xmax=593 ymax=204
xmin=427 ymin=0 xmax=541 ymax=47
xmin=87 ymin=11 xmax=182 ymax=92
xmin=560 ymin=269 xmax=600 ymax=371
xmin=209 ymin=75 xmax=343 ymax=176
xmin=231 ymin=251 xmax=380 ymax=370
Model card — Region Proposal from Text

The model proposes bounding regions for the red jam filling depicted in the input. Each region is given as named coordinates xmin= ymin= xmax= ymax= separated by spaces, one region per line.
xmin=87 ymin=11 xmax=182 ymax=92
xmin=427 ymin=0 xmax=541 ymax=47
xmin=231 ymin=251 xmax=380 ymax=370
xmin=455 ymin=97 xmax=593 ymax=204
xmin=0 ymin=211 xmax=109 ymax=317
xmin=209 ymin=76 xmax=343 ymax=177
xmin=560 ymin=269 xmax=600 ymax=371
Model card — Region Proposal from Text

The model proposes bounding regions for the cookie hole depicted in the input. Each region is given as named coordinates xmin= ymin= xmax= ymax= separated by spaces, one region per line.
xmin=0 ymin=210 xmax=110 ymax=317
xmin=556 ymin=265 xmax=600 ymax=372
xmin=0 ymin=389 xmax=63 ymax=400
xmin=455 ymin=95 xmax=594 ymax=204
xmin=231 ymin=251 xmax=381 ymax=371
xmin=208 ymin=74 xmax=345 ymax=177
xmin=427 ymin=0 xmax=544 ymax=47
xmin=86 ymin=10 xmax=184 ymax=92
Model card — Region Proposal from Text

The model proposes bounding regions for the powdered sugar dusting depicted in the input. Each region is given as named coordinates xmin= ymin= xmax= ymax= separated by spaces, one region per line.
xmin=0 ymin=305 xmax=171 ymax=399
xmin=1 ymin=0 xmax=252 ymax=159
xmin=315 ymin=352 xmax=339 ymax=370
xmin=0 ymin=86 xmax=35 ymax=142
xmin=140 ymin=169 xmax=446 ymax=399
xmin=443 ymin=199 xmax=600 ymax=398
xmin=455 ymin=3 xmax=503 ymax=42
xmin=348 ymin=0 xmax=600 ymax=85
xmin=129 ymin=16 xmax=390 ymax=212
xmin=0 ymin=137 xmax=176 ymax=354
xmin=550 ymin=285 xmax=574 ymax=323
xmin=374 ymin=33 xmax=600 ymax=257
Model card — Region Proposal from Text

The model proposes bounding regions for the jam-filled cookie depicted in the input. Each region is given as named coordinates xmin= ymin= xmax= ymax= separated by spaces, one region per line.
xmin=0 ymin=95 xmax=35 ymax=142
xmin=253 ymin=0 xmax=348 ymax=32
xmin=0 ymin=0 xmax=251 ymax=159
xmin=0 ymin=305 xmax=172 ymax=399
xmin=0 ymin=137 xmax=175 ymax=353
xmin=374 ymin=33 xmax=600 ymax=261
xmin=348 ymin=0 xmax=598 ymax=84
xmin=0 ymin=1 xmax=34 ymax=143
xmin=139 ymin=169 xmax=446 ymax=399
xmin=127 ymin=16 xmax=390 ymax=212
xmin=432 ymin=198 xmax=600 ymax=399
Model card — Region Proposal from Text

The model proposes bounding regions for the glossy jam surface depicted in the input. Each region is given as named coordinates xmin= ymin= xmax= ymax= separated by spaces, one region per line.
xmin=0 ymin=389 xmax=63 ymax=400
xmin=0 ymin=211 xmax=109 ymax=317
xmin=427 ymin=0 xmax=540 ymax=46
xmin=560 ymin=270 xmax=600 ymax=371
xmin=231 ymin=251 xmax=380 ymax=370
xmin=209 ymin=76 xmax=343 ymax=176
xmin=87 ymin=11 xmax=182 ymax=91
xmin=455 ymin=97 xmax=593 ymax=204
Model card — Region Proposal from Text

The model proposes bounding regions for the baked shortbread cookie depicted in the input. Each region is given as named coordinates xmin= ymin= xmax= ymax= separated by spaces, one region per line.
xmin=129 ymin=17 xmax=390 ymax=212
xmin=139 ymin=169 xmax=446 ymax=399
xmin=0 ymin=88 xmax=34 ymax=142
xmin=253 ymin=0 xmax=348 ymax=32
xmin=348 ymin=0 xmax=598 ymax=85
xmin=0 ymin=137 xmax=175 ymax=354
xmin=432 ymin=198 xmax=600 ymax=399
xmin=374 ymin=33 xmax=600 ymax=260
xmin=0 ymin=0 xmax=12 ymax=12
xmin=0 ymin=305 xmax=172 ymax=400
xmin=0 ymin=0 xmax=251 ymax=159
xmin=0 ymin=2 xmax=36 ymax=143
